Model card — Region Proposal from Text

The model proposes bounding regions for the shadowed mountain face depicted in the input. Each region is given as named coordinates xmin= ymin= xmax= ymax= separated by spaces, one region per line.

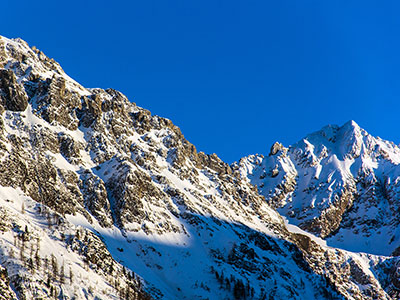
xmin=0 ymin=35 xmax=399 ymax=300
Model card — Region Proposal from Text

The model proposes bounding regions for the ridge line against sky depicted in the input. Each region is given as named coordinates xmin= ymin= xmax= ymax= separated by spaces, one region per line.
xmin=2 ymin=0 xmax=400 ymax=163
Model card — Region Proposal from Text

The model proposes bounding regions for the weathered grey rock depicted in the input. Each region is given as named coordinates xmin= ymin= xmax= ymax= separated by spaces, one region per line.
xmin=58 ymin=133 xmax=81 ymax=160
xmin=0 ymin=69 xmax=28 ymax=111
xmin=33 ymin=76 xmax=80 ymax=130
xmin=269 ymin=141 xmax=284 ymax=156
xmin=80 ymin=170 xmax=112 ymax=227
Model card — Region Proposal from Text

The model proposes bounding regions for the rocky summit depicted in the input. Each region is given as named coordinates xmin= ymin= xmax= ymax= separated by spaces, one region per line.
xmin=0 ymin=35 xmax=399 ymax=300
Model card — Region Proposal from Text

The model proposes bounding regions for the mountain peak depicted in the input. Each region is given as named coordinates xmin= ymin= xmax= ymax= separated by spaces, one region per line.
xmin=343 ymin=119 xmax=358 ymax=127
xmin=296 ymin=120 xmax=369 ymax=159
xmin=339 ymin=119 xmax=365 ymax=135
xmin=339 ymin=119 xmax=360 ymax=133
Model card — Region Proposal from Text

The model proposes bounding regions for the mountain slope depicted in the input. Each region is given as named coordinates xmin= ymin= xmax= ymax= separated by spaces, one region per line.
xmin=237 ymin=121 xmax=400 ymax=256
xmin=237 ymin=120 xmax=400 ymax=299
xmin=0 ymin=35 xmax=399 ymax=299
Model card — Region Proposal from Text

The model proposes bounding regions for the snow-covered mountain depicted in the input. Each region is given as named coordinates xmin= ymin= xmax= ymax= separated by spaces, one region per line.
xmin=0 ymin=35 xmax=399 ymax=300
xmin=237 ymin=120 xmax=400 ymax=255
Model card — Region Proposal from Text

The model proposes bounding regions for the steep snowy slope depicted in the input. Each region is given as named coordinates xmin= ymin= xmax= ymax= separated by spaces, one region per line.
xmin=0 ymin=35 xmax=399 ymax=299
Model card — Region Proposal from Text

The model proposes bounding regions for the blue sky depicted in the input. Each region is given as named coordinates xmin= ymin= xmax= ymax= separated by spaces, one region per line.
xmin=2 ymin=1 xmax=400 ymax=162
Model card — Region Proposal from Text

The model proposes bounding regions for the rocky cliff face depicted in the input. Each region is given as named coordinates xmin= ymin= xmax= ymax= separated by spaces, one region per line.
xmin=0 ymin=35 xmax=399 ymax=300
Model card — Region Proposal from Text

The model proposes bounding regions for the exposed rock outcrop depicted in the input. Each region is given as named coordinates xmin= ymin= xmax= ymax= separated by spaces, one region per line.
xmin=0 ymin=69 xmax=28 ymax=111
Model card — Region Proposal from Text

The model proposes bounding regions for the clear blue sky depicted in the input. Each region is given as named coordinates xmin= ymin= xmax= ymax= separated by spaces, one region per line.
xmin=2 ymin=1 xmax=400 ymax=162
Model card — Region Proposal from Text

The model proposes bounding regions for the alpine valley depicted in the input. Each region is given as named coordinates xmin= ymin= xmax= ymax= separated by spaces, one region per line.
xmin=0 ymin=35 xmax=399 ymax=300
